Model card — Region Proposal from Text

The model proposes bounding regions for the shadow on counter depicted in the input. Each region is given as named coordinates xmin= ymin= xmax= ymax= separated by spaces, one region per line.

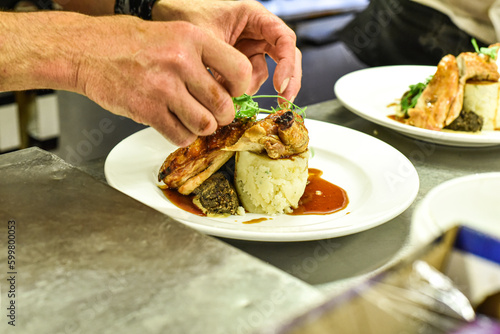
xmin=219 ymin=212 xmax=410 ymax=288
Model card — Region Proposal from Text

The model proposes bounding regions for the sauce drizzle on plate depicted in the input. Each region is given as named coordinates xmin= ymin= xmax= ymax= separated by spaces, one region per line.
xmin=162 ymin=168 xmax=349 ymax=220
xmin=290 ymin=168 xmax=349 ymax=216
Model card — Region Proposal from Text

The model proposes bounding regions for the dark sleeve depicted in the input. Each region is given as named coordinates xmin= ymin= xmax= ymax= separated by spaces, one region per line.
xmin=0 ymin=0 xmax=53 ymax=10
xmin=115 ymin=0 xmax=158 ymax=20
xmin=338 ymin=0 xmax=480 ymax=67
xmin=0 ymin=0 xmax=21 ymax=9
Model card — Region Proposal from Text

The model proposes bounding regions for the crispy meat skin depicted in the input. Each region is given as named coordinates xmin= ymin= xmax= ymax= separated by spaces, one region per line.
xmin=225 ymin=110 xmax=309 ymax=159
xmin=158 ymin=118 xmax=254 ymax=195
xmin=407 ymin=55 xmax=460 ymax=130
xmin=407 ymin=46 xmax=500 ymax=130
xmin=158 ymin=110 xmax=309 ymax=195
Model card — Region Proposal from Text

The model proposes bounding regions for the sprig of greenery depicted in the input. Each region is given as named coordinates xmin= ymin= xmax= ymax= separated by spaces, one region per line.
xmin=472 ymin=38 xmax=499 ymax=60
xmin=400 ymin=76 xmax=432 ymax=117
xmin=232 ymin=94 xmax=307 ymax=119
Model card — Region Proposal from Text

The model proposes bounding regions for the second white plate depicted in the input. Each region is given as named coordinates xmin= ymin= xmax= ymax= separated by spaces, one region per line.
xmin=104 ymin=119 xmax=419 ymax=242
xmin=411 ymin=172 xmax=500 ymax=248
xmin=334 ymin=65 xmax=500 ymax=147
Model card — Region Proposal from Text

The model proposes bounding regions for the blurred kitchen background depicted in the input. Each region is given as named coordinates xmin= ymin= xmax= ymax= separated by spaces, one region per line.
xmin=0 ymin=0 xmax=369 ymax=164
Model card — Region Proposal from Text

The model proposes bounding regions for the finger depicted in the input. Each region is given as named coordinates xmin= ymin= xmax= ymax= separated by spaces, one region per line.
xmin=158 ymin=118 xmax=197 ymax=148
xmin=246 ymin=53 xmax=269 ymax=95
xmin=251 ymin=14 xmax=299 ymax=99
xmin=185 ymin=65 xmax=236 ymax=126
xmin=234 ymin=39 xmax=270 ymax=95
xmin=278 ymin=47 xmax=302 ymax=102
xmin=201 ymin=36 xmax=252 ymax=97
xmin=166 ymin=82 xmax=219 ymax=137
xmin=142 ymin=102 xmax=198 ymax=148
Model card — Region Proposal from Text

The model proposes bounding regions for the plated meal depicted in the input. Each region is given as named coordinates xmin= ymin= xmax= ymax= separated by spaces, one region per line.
xmin=335 ymin=63 xmax=500 ymax=146
xmin=156 ymin=94 xmax=347 ymax=218
xmin=105 ymin=115 xmax=418 ymax=241
xmin=392 ymin=40 xmax=500 ymax=133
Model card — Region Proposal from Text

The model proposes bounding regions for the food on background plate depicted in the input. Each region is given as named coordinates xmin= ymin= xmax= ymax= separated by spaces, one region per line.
xmin=157 ymin=94 xmax=309 ymax=217
xmin=394 ymin=40 xmax=500 ymax=132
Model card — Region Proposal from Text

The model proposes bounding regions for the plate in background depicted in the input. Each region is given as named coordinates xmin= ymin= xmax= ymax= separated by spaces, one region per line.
xmin=335 ymin=65 xmax=500 ymax=147
xmin=411 ymin=172 xmax=500 ymax=247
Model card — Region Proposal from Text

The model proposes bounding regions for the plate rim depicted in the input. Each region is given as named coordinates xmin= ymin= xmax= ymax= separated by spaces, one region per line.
xmin=410 ymin=172 xmax=500 ymax=247
xmin=104 ymin=119 xmax=419 ymax=242
xmin=334 ymin=65 xmax=500 ymax=147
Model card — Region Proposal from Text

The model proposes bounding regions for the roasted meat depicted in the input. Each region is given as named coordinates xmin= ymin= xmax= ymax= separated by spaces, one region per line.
xmin=407 ymin=54 xmax=461 ymax=130
xmin=192 ymin=171 xmax=239 ymax=217
xmin=158 ymin=110 xmax=309 ymax=197
xmin=158 ymin=118 xmax=254 ymax=195
xmin=224 ymin=110 xmax=309 ymax=159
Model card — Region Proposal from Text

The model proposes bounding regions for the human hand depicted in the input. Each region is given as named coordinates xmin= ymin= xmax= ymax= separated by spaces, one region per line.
xmin=152 ymin=0 xmax=302 ymax=103
xmin=72 ymin=16 xmax=253 ymax=147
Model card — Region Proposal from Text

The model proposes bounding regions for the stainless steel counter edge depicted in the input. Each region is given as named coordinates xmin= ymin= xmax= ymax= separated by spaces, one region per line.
xmin=0 ymin=147 xmax=324 ymax=334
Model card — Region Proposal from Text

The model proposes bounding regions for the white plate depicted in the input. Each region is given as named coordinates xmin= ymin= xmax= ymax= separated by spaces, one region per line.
xmin=104 ymin=120 xmax=419 ymax=242
xmin=334 ymin=65 xmax=500 ymax=147
xmin=411 ymin=173 xmax=500 ymax=248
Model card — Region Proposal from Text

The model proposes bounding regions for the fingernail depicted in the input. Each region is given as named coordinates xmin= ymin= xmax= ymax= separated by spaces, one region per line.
xmin=280 ymin=77 xmax=290 ymax=94
xmin=289 ymin=95 xmax=296 ymax=103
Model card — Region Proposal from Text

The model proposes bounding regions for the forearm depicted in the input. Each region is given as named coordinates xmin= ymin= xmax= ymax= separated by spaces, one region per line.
xmin=0 ymin=11 xmax=80 ymax=92
xmin=0 ymin=10 xmax=140 ymax=94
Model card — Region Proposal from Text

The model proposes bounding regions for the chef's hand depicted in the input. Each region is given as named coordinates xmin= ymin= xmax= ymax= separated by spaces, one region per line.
xmin=152 ymin=0 xmax=302 ymax=103
xmin=76 ymin=16 xmax=253 ymax=147
xmin=1 ymin=11 xmax=252 ymax=147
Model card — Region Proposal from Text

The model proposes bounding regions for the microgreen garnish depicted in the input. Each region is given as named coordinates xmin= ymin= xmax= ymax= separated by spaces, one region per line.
xmin=232 ymin=94 xmax=307 ymax=120
xmin=399 ymin=76 xmax=432 ymax=117
xmin=472 ymin=38 xmax=499 ymax=60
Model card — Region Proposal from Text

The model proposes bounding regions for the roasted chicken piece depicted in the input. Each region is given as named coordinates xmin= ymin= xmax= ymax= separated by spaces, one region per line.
xmin=407 ymin=54 xmax=460 ymax=130
xmin=224 ymin=110 xmax=309 ymax=159
xmin=407 ymin=46 xmax=500 ymax=130
xmin=158 ymin=118 xmax=254 ymax=195
xmin=158 ymin=109 xmax=309 ymax=195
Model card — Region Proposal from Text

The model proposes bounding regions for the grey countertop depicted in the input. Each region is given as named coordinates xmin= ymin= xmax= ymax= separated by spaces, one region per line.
xmin=0 ymin=148 xmax=323 ymax=334
xmin=2 ymin=99 xmax=500 ymax=333
xmin=80 ymin=99 xmax=500 ymax=291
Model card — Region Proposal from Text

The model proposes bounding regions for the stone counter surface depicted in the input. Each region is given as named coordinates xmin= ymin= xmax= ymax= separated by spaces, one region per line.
xmin=0 ymin=148 xmax=323 ymax=334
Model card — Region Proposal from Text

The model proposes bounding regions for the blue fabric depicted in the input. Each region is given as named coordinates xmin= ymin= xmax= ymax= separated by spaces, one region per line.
xmin=455 ymin=226 xmax=500 ymax=265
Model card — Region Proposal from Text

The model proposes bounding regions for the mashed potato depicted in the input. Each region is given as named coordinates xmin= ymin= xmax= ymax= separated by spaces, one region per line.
xmin=234 ymin=150 xmax=309 ymax=215
xmin=463 ymin=81 xmax=500 ymax=131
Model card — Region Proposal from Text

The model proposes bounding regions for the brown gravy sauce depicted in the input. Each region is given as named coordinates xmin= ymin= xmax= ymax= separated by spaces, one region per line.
xmin=161 ymin=168 xmax=349 ymax=221
xmin=162 ymin=189 xmax=205 ymax=217
xmin=290 ymin=168 xmax=349 ymax=216
xmin=243 ymin=218 xmax=271 ymax=225
xmin=387 ymin=114 xmax=406 ymax=124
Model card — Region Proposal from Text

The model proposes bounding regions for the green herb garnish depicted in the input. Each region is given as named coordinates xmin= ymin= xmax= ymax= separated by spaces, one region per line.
xmin=399 ymin=76 xmax=432 ymax=117
xmin=232 ymin=94 xmax=307 ymax=120
xmin=472 ymin=38 xmax=499 ymax=60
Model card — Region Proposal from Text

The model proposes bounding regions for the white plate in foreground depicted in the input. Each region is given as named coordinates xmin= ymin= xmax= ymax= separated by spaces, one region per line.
xmin=411 ymin=173 xmax=500 ymax=248
xmin=104 ymin=120 xmax=419 ymax=242
xmin=334 ymin=65 xmax=500 ymax=147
